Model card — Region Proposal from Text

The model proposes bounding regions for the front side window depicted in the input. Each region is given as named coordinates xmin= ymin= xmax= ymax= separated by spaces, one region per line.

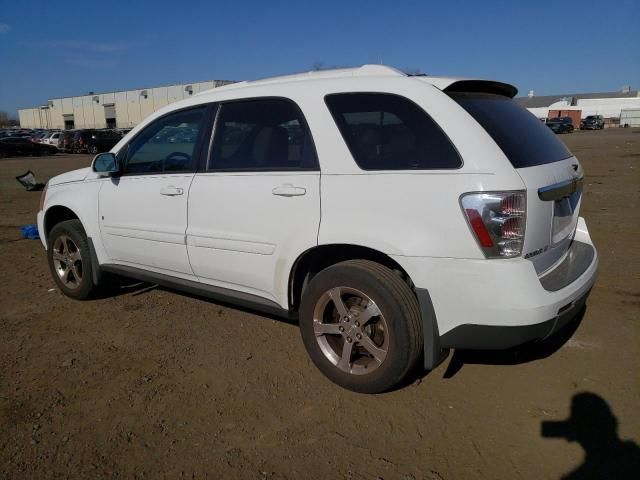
xmin=208 ymin=99 xmax=317 ymax=170
xmin=325 ymin=93 xmax=462 ymax=170
xmin=124 ymin=107 xmax=206 ymax=174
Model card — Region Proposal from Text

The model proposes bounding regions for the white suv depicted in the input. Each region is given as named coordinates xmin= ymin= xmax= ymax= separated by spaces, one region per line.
xmin=37 ymin=65 xmax=598 ymax=393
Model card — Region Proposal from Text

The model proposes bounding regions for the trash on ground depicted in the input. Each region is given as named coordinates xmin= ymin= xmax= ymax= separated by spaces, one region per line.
xmin=16 ymin=170 xmax=45 ymax=191
xmin=20 ymin=224 xmax=40 ymax=240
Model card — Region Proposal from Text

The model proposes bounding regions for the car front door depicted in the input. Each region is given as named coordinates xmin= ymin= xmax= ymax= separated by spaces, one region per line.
xmin=186 ymin=98 xmax=321 ymax=305
xmin=99 ymin=105 xmax=210 ymax=276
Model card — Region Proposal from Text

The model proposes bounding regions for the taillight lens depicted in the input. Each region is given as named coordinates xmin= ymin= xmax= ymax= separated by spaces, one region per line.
xmin=461 ymin=191 xmax=526 ymax=258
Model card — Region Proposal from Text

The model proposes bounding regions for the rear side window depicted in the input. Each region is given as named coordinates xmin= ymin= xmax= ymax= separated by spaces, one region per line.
xmin=208 ymin=98 xmax=318 ymax=171
xmin=450 ymin=93 xmax=572 ymax=168
xmin=325 ymin=93 xmax=461 ymax=170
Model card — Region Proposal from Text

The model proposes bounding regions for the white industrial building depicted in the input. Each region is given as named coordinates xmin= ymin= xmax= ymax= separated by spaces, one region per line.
xmin=18 ymin=79 xmax=234 ymax=130
xmin=516 ymin=87 xmax=640 ymax=127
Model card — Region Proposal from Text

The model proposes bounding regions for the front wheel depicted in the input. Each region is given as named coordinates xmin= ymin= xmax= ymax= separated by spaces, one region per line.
xmin=47 ymin=219 xmax=97 ymax=300
xmin=299 ymin=260 xmax=423 ymax=393
xmin=88 ymin=145 xmax=98 ymax=155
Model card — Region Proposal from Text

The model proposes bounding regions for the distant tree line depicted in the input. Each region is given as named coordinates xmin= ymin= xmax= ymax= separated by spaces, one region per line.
xmin=0 ymin=110 xmax=19 ymax=127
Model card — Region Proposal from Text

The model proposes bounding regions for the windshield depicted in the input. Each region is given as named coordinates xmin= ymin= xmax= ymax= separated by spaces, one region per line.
xmin=450 ymin=93 xmax=573 ymax=168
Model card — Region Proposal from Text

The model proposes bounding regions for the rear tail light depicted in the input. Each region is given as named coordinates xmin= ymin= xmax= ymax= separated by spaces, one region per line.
xmin=461 ymin=191 xmax=526 ymax=258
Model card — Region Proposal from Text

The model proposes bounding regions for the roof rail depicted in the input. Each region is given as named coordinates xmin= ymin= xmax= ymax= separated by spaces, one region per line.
xmin=249 ymin=64 xmax=406 ymax=84
xmin=197 ymin=64 xmax=407 ymax=95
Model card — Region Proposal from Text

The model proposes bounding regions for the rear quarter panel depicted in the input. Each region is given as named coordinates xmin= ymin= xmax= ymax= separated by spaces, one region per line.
xmin=309 ymin=78 xmax=525 ymax=258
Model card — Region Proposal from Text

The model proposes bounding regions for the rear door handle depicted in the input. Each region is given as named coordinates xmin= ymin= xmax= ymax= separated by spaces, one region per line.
xmin=272 ymin=184 xmax=306 ymax=197
xmin=160 ymin=186 xmax=184 ymax=196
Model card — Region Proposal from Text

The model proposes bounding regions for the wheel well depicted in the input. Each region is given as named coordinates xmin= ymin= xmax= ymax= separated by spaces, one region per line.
xmin=288 ymin=244 xmax=414 ymax=311
xmin=43 ymin=206 xmax=79 ymax=240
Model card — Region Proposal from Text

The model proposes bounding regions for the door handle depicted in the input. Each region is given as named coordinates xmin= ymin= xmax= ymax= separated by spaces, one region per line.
xmin=160 ymin=186 xmax=184 ymax=196
xmin=272 ymin=184 xmax=306 ymax=197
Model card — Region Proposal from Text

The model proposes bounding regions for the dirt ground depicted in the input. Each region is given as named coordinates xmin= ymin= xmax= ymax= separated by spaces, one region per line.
xmin=1 ymin=129 xmax=639 ymax=479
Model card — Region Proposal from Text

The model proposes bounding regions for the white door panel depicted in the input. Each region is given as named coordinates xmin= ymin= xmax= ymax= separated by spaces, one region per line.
xmin=99 ymin=174 xmax=194 ymax=274
xmin=187 ymin=172 xmax=320 ymax=305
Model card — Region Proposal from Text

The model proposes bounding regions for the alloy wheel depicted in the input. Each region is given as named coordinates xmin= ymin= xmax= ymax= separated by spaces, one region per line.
xmin=52 ymin=235 xmax=83 ymax=289
xmin=312 ymin=286 xmax=388 ymax=375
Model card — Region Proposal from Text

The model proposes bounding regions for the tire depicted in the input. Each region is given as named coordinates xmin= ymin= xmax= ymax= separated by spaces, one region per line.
xmin=88 ymin=145 xmax=98 ymax=155
xmin=299 ymin=260 xmax=423 ymax=393
xmin=47 ymin=219 xmax=96 ymax=300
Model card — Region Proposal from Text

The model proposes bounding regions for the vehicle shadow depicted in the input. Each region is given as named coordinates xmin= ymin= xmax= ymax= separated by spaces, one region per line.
xmin=542 ymin=392 xmax=640 ymax=479
xmin=441 ymin=306 xmax=587 ymax=379
xmin=91 ymin=277 xmax=154 ymax=299
xmin=168 ymin=286 xmax=299 ymax=326
xmin=98 ymin=276 xmax=300 ymax=326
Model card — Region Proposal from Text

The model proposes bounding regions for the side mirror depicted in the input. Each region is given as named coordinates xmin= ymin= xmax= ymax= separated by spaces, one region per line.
xmin=92 ymin=152 xmax=120 ymax=176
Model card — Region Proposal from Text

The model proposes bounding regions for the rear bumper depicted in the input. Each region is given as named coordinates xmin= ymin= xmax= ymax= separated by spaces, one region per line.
xmin=393 ymin=217 xmax=598 ymax=355
xmin=439 ymin=287 xmax=590 ymax=349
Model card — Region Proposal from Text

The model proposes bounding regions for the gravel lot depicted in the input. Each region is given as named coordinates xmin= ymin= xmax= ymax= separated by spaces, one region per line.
xmin=1 ymin=128 xmax=639 ymax=479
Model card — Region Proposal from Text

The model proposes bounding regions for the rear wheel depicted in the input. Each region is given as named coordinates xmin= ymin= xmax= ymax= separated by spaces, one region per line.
xmin=47 ymin=220 xmax=97 ymax=300
xmin=299 ymin=260 xmax=422 ymax=393
xmin=88 ymin=144 xmax=98 ymax=155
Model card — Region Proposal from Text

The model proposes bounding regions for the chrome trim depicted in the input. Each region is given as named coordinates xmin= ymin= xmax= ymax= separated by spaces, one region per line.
xmin=538 ymin=177 xmax=584 ymax=201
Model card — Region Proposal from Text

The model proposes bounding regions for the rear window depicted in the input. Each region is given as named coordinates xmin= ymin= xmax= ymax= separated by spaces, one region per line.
xmin=325 ymin=93 xmax=461 ymax=170
xmin=450 ymin=93 xmax=572 ymax=168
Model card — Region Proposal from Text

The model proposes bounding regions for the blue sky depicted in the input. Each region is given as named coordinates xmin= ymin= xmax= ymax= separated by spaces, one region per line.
xmin=1 ymin=0 xmax=638 ymax=116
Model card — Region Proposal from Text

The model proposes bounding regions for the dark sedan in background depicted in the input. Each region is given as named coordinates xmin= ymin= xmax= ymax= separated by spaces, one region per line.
xmin=0 ymin=137 xmax=58 ymax=158
xmin=546 ymin=116 xmax=574 ymax=134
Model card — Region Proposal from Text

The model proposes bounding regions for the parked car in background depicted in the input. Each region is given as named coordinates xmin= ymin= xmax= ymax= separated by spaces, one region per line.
xmin=44 ymin=131 xmax=62 ymax=148
xmin=117 ymin=128 xmax=132 ymax=136
xmin=33 ymin=131 xmax=51 ymax=143
xmin=59 ymin=130 xmax=76 ymax=152
xmin=580 ymin=115 xmax=604 ymax=130
xmin=71 ymin=129 xmax=123 ymax=154
xmin=0 ymin=137 xmax=57 ymax=158
xmin=38 ymin=65 xmax=597 ymax=393
xmin=546 ymin=116 xmax=574 ymax=134
xmin=1 ymin=130 xmax=32 ymax=138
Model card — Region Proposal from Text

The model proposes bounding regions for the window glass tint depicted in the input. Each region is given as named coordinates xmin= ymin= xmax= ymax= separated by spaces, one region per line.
xmin=450 ymin=93 xmax=572 ymax=168
xmin=125 ymin=107 xmax=205 ymax=174
xmin=209 ymin=99 xmax=317 ymax=170
xmin=325 ymin=93 xmax=461 ymax=170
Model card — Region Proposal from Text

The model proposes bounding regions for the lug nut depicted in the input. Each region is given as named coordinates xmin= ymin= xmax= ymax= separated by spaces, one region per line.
xmin=356 ymin=333 xmax=362 ymax=340
xmin=355 ymin=321 xmax=360 ymax=327
xmin=346 ymin=337 xmax=353 ymax=343
xmin=343 ymin=316 xmax=349 ymax=322
xmin=339 ymin=326 xmax=345 ymax=332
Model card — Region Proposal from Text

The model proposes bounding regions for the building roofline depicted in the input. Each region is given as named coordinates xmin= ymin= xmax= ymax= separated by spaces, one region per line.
xmin=18 ymin=79 xmax=236 ymax=111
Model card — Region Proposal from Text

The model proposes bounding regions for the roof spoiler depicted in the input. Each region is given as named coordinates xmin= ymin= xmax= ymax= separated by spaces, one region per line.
xmin=444 ymin=80 xmax=518 ymax=98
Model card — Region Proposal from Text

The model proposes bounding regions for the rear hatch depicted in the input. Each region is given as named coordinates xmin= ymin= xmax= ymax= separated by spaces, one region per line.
xmin=448 ymin=89 xmax=582 ymax=275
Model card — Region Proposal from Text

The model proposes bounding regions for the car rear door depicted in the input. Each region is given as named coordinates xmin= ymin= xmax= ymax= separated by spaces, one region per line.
xmin=186 ymin=98 xmax=321 ymax=305
xmin=451 ymin=92 xmax=583 ymax=274
xmin=99 ymin=106 xmax=210 ymax=275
